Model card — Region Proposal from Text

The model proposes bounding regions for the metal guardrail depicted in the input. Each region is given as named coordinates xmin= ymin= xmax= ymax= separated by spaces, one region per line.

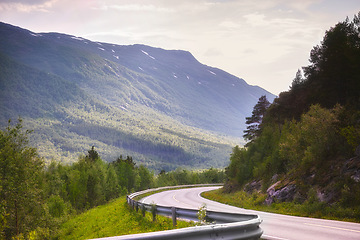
xmin=92 ymin=184 xmax=263 ymax=240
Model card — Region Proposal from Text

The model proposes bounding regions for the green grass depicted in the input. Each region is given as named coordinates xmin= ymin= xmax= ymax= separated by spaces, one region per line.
xmin=58 ymin=196 xmax=193 ymax=240
xmin=203 ymin=189 xmax=360 ymax=223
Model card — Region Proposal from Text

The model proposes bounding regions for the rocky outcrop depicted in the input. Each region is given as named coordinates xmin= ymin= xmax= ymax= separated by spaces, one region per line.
xmin=265 ymin=181 xmax=297 ymax=205
xmin=342 ymin=150 xmax=360 ymax=183
xmin=244 ymin=180 xmax=262 ymax=194
xmin=236 ymin=146 xmax=360 ymax=206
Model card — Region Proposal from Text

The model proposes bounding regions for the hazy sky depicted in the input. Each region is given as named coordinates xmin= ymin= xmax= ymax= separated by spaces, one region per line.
xmin=1 ymin=0 xmax=359 ymax=95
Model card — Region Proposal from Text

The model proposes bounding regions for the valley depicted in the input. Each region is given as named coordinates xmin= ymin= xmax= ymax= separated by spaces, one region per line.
xmin=0 ymin=22 xmax=275 ymax=169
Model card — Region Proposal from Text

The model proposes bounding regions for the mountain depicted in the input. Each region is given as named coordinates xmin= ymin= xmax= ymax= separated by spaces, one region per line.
xmin=0 ymin=22 xmax=275 ymax=170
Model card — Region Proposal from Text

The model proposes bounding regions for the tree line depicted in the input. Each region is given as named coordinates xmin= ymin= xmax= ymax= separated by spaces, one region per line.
xmin=0 ymin=119 xmax=225 ymax=240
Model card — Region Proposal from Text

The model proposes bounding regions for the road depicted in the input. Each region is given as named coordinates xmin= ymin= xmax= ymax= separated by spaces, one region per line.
xmin=141 ymin=186 xmax=360 ymax=240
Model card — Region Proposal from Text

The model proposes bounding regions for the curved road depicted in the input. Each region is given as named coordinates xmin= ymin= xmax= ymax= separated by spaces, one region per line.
xmin=141 ymin=186 xmax=360 ymax=240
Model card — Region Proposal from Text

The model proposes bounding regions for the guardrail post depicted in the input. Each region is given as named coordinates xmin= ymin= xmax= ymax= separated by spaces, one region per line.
xmin=171 ymin=207 xmax=177 ymax=227
xmin=135 ymin=202 xmax=139 ymax=212
xmin=151 ymin=204 xmax=157 ymax=222
xmin=141 ymin=204 xmax=146 ymax=217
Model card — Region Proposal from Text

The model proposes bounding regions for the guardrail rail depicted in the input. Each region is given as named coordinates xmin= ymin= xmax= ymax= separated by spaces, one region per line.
xmin=91 ymin=184 xmax=263 ymax=240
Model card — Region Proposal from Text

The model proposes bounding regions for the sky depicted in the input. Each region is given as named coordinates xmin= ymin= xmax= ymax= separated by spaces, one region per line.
xmin=0 ymin=0 xmax=359 ymax=95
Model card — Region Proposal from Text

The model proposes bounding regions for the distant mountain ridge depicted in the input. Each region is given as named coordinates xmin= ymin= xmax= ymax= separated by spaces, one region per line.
xmin=0 ymin=22 xmax=275 ymax=170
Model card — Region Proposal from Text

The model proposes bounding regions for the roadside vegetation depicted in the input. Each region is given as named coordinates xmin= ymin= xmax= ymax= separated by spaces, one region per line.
xmin=58 ymin=197 xmax=192 ymax=240
xmin=203 ymin=189 xmax=360 ymax=223
xmin=0 ymin=119 xmax=224 ymax=240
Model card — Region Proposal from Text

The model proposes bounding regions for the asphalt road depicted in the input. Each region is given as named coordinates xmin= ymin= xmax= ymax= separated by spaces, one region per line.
xmin=141 ymin=186 xmax=360 ymax=240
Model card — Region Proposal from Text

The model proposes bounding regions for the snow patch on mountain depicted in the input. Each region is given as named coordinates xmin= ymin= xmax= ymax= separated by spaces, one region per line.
xmin=141 ymin=50 xmax=156 ymax=60
xmin=29 ymin=33 xmax=42 ymax=37
xmin=71 ymin=36 xmax=84 ymax=41
xmin=208 ymin=70 xmax=216 ymax=75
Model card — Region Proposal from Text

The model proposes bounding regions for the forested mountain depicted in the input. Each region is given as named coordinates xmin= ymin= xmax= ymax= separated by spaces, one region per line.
xmin=0 ymin=22 xmax=274 ymax=170
xmin=225 ymin=14 xmax=360 ymax=211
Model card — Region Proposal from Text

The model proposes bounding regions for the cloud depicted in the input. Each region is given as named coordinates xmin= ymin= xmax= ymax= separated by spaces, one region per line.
xmin=204 ymin=48 xmax=223 ymax=57
xmin=94 ymin=4 xmax=175 ymax=13
xmin=0 ymin=0 xmax=57 ymax=12
xmin=0 ymin=0 xmax=49 ymax=3
xmin=285 ymin=0 xmax=322 ymax=12
xmin=218 ymin=20 xmax=240 ymax=29
xmin=243 ymin=12 xmax=304 ymax=28
xmin=243 ymin=12 xmax=268 ymax=27
xmin=242 ymin=48 xmax=257 ymax=55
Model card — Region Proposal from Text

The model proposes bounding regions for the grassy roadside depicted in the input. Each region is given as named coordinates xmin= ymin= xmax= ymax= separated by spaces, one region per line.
xmin=58 ymin=196 xmax=192 ymax=240
xmin=202 ymin=189 xmax=360 ymax=223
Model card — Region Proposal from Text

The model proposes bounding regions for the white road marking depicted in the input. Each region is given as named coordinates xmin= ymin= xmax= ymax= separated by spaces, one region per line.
xmin=304 ymin=223 xmax=360 ymax=233
xmin=140 ymin=195 xmax=152 ymax=204
xmin=262 ymin=235 xmax=290 ymax=240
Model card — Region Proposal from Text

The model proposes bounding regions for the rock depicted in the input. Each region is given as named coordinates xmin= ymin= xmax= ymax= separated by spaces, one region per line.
xmin=342 ymin=155 xmax=360 ymax=182
xmin=271 ymin=174 xmax=279 ymax=182
xmin=266 ymin=181 xmax=280 ymax=194
xmin=316 ymin=189 xmax=326 ymax=202
xmin=351 ymin=170 xmax=360 ymax=182
xmin=265 ymin=182 xmax=297 ymax=205
xmin=244 ymin=180 xmax=262 ymax=193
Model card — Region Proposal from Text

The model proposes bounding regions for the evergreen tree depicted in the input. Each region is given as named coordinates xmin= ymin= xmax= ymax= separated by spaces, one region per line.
xmin=304 ymin=13 xmax=360 ymax=109
xmin=266 ymin=13 xmax=360 ymax=126
xmin=291 ymin=69 xmax=304 ymax=89
xmin=243 ymin=95 xmax=270 ymax=142
xmin=85 ymin=146 xmax=99 ymax=163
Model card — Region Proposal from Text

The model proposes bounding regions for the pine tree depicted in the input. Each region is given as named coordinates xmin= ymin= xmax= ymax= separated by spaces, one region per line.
xmin=85 ymin=146 xmax=99 ymax=163
xmin=303 ymin=13 xmax=360 ymax=109
xmin=243 ymin=95 xmax=270 ymax=142
xmin=291 ymin=69 xmax=304 ymax=89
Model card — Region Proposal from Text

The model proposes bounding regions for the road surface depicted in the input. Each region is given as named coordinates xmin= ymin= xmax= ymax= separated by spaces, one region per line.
xmin=141 ymin=186 xmax=360 ymax=240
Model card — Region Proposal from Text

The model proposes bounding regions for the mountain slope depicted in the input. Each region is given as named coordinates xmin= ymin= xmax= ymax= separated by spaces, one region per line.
xmin=0 ymin=52 xmax=89 ymax=119
xmin=0 ymin=22 xmax=275 ymax=170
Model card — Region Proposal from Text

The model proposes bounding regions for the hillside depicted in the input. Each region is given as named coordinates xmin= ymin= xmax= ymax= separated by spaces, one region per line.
xmin=0 ymin=22 xmax=275 ymax=170
xmin=224 ymin=14 xmax=360 ymax=213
